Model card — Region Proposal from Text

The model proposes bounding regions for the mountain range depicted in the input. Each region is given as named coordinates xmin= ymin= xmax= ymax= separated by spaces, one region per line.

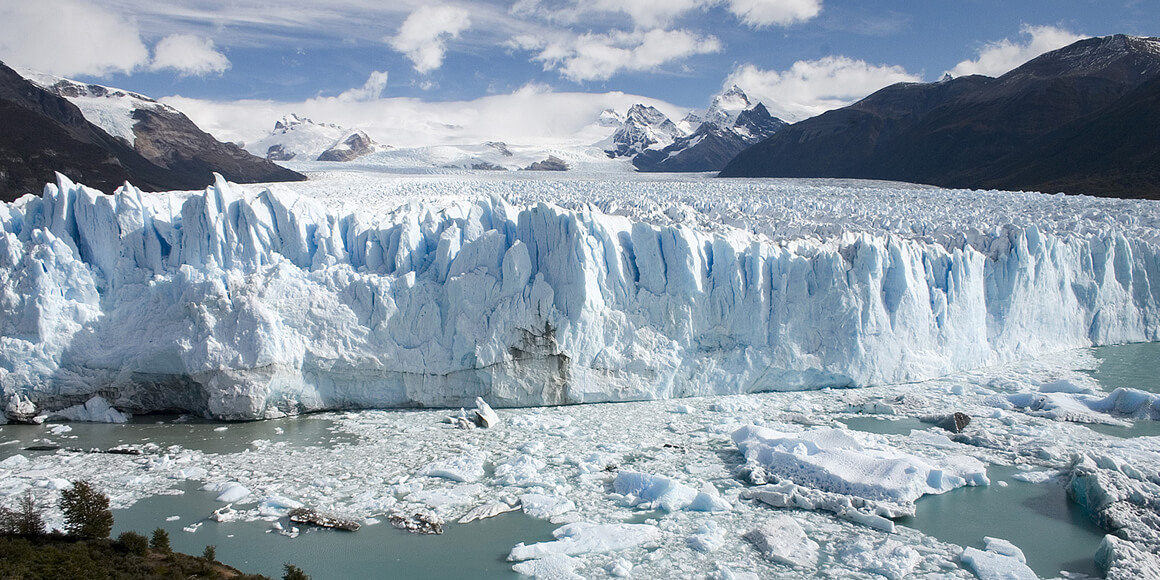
xmin=0 ymin=61 xmax=303 ymax=202
xmin=719 ymin=35 xmax=1160 ymax=199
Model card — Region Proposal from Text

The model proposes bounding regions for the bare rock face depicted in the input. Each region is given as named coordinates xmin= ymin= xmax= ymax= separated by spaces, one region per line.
xmin=0 ymin=60 xmax=303 ymax=202
xmin=524 ymin=155 xmax=569 ymax=171
xmin=316 ymin=130 xmax=377 ymax=162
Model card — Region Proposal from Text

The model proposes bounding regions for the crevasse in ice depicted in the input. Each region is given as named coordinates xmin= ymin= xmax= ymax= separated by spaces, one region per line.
xmin=1 ymin=173 xmax=1157 ymax=420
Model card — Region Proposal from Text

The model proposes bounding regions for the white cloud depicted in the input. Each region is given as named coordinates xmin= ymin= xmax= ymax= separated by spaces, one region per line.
xmin=0 ymin=0 xmax=150 ymax=77
xmin=949 ymin=24 xmax=1088 ymax=78
xmin=725 ymin=57 xmax=921 ymax=121
xmin=725 ymin=0 xmax=822 ymax=28
xmin=388 ymin=6 xmax=472 ymax=73
xmin=335 ymin=71 xmax=389 ymax=102
xmin=510 ymin=0 xmax=821 ymax=30
xmin=162 ymin=87 xmax=687 ymax=149
xmin=521 ymin=28 xmax=722 ymax=83
xmin=151 ymin=34 xmax=231 ymax=76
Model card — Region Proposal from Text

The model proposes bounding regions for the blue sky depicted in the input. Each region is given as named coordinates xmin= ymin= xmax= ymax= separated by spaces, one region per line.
xmin=0 ymin=0 xmax=1155 ymax=145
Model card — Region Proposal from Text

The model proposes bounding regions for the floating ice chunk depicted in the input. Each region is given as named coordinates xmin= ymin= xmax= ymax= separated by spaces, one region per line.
xmin=687 ymin=520 xmax=725 ymax=552
xmin=959 ymin=537 xmax=1036 ymax=580
xmin=840 ymin=538 xmax=921 ymax=580
xmin=166 ymin=515 xmax=180 ymax=522
xmin=172 ymin=467 xmax=208 ymax=480
xmin=459 ymin=501 xmax=518 ymax=523
xmin=36 ymin=478 xmax=71 ymax=490
xmin=732 ymin=425 xmax=987 ymax=505
xmin=687 ymin=483 xmax=732 ymax=512
xmin=520 ymin=493 xmax=575 ymax=519
xmin=613 ymin=470 xmax=698 ymax=512
xmin=206 ymin=482 xmax=252 ymax=503
xmin=258 ymin=495 xmax=303 ymax=518
xmin=672 ymin=404 xmax=695 ymax=414
xmin=511 ymin=553 xmax=583 ymax=579
xmin=605 ymin=557 xmax=633 ymax=577
xmin=508 ymin=522 xmax=661 ymax=561
xmin=474 ymin=397 xmax=500 ymax=428
xmin=51 ymin=396 xmax=129 ymax=423
xmin=1 ymin=455 xmax=30 ymax=468
xmin=409 ymin=483 xmax=484 ymax=510
xmin=421 ymin=451 xmax=487 ymax=482
xmin=494 ymin=454 xmax=550 ymax=487
xmin=708 ymin=565 xmax=760 ymax=580
xmin=908 ymin=429 xmax=956 ymax=448
xmin=1010 ymin=470 xmax=1059 ymax=484
xmin=743 ymin=515 xmax=819 ymax=568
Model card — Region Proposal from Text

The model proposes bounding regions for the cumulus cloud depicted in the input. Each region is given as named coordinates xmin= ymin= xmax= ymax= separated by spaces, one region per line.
xmin=949 ymin=24 xmax=1088 ymax=78
xmin=162 ymin=87 xmax=686 ymax=149
xmin=151 ymin=34 xmax=231 ymax=76
xmin=335 ymin=71 xmax=389 ymax=102
xmin=725 ymin=57 xmax=921 ymax=121
xmin=725 ymin=0 xmax=822 ymax=28
xmin=388 ymin=6 xmax=472 ymax=73
xmin=518 ymin=28 xmax=722 ymax=83
xmin=0 ymin=0 xmax=150 ymax=77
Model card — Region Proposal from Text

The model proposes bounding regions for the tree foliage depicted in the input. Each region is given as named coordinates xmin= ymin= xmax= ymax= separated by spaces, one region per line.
xmin=150 ymin=527 xmax=171 ymax=553
xmin=283 ymin=563 xmax=311 ymax=580
xmin=58 ymin=480 xmax=113 ymax=540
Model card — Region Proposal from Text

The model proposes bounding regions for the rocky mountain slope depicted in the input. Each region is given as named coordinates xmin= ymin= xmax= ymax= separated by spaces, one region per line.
xmin=248 ymin=114 xmax=385 ymax=162
xmin=719 ymin=35 xmax=1160 ymax=199
xmin=0 ymin=62 xmax=303 ymax=202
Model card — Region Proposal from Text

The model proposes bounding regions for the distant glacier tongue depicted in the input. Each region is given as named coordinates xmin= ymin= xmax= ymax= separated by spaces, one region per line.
xmin=1 ymin=174 xmax=1157 ymax=420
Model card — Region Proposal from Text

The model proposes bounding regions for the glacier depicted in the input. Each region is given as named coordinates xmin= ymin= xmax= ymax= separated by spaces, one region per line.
xmin=1 ymin=172 xmax=1158 ymax=420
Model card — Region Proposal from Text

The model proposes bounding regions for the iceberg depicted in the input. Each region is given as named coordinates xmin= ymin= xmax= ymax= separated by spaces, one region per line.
xmin=2 ymin=173 xmax=1158 ymax=420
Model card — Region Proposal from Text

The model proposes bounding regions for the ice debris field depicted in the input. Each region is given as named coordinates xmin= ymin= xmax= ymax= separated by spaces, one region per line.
xmin=1 ymin=171 xmax=1159 ymax=578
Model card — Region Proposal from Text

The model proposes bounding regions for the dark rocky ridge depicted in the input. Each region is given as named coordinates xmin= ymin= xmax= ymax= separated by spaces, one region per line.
xmin=634 ymin=103 xmax=787 ymax=172
xmin=719 ymin=35 xmax=1160 ymax=199
xmin=0 ymin=61 xmax=303 ymax=202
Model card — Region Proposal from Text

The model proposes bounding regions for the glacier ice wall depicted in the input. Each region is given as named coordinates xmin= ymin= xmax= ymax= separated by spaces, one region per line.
xmin=1 ymin=175 xmax=1158 ymax=420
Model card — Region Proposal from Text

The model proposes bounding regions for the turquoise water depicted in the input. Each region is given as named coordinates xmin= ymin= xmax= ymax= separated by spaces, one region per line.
xmin=111 ymin=481 xmax=559 ymax=580
xmin=898 ymin=465 xmax=1106 ymax=578
xmin=1084 ymin=342 xmax=1160 ymax=395
xmin=840 ymin=416 xmax=928 ymax=435
xmin=0 ymin=414 xmax=357 ymax=461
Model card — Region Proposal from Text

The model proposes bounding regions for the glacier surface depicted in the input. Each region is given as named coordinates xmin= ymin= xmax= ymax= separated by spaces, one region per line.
xmin=1 ymin=172 xmax=1158 ymax=420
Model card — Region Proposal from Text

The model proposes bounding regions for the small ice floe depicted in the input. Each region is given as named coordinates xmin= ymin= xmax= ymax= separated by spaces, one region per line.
xmin=839 ymin=537 xmax=921 ymax=580
xmin=612 ymin=471 xmax=730 ymax=512
xmin=519 ymin=493 xmax=575 ymax=519
xmin=743 ymin=515 xmax=819 ymax=568
xmin=205 ymin=481 xmax=252 ymax=503
xmin=183 ymin=522 xmax=202 ymax=533
xmin=458 ymin=501 xmax=518 ymax=523
xmin=959 ymin=537 xmax=1036 ymax=580
xmin=420 ymin=452 xmax=487 ymax=482
xmin=50 ymin=396 xmax=129 ymax=423
xmin=604 ymin=557 xmax=633 ymax=577
xmin=1010 ymin=469 xmax=1061 ymax=484
xmin=474 ymin=397 xmax=499 ymax=428
xmin=389 ymin=511 xmax=444 ymax=534
xmin=687 ymin=520 xmax=726 ymax=552
xmin=288 ymin=507 xmax=361 ymax=531
xmin=213 ymin=426 xmax=229 ymax=432
xmin=269 ymin=521 xmax=300 ymax=538
xmin=166 ymin=516 xmax=180 ymax=522
xmin=258 ymin=495 xmax=304 ymax=518
xmin=671 ymin=404 xmax=695 ymax=414
xmin=511 ymin=553 xmax=583 ymax=579
xmin=508 ymin=522 xmax=660 ymax=561
xmin=211 ymin=504 xmax=241 ymax=523
xmin=732 ymin=425 xmax=988 ymax=507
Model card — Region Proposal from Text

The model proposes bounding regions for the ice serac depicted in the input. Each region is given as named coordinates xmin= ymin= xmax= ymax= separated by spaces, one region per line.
xmin=2 ymin=176 xmax=1159 ymax=420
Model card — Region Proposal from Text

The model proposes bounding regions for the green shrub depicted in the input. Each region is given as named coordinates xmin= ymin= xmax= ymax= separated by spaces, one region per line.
xmin=283 ymin=563 xmax=311 ymax=580
xmin=203 ymin=544 xmax=217 ymax=562
xmin=116 ymin=531 xmax=149 ymax=555
xmin=58 ymin=480 xmax=113 ymax=540
xmin=151 ymin=527 xmax=172 ymax=553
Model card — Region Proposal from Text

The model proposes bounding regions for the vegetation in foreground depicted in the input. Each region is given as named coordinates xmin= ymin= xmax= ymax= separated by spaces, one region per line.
xmin=0 ymin=480 xmax=310 ymax=580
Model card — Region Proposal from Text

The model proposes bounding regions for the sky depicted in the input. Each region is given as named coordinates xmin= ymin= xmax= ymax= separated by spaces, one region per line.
xmin=0 ymin=0 xmax=1156 ymax=147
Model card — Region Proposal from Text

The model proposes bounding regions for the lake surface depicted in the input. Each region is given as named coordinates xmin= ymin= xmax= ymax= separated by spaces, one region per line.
xmin=4 ymin=342 xmax=1159 ymax=578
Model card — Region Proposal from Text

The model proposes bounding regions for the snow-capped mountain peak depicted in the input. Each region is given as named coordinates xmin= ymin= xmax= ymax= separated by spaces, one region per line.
xmin=249 ymin=115 xmax=383 ymax=162
xmin=20 ymin=71 xmax=172 ymax=146
xmin=602 ymin=104 xmax=685 ymax=158
xmin=701 ymin=85 xmax=754 ymax=129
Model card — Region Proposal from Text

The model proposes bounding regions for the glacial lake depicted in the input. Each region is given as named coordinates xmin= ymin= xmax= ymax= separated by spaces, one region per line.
xmin=2 ymin=341 xmax=1157 ymax=579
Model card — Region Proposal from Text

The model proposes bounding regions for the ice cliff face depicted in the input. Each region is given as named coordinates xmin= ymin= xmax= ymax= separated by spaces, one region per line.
xmin=1 ymin=175 xmax=1158 ymax=420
